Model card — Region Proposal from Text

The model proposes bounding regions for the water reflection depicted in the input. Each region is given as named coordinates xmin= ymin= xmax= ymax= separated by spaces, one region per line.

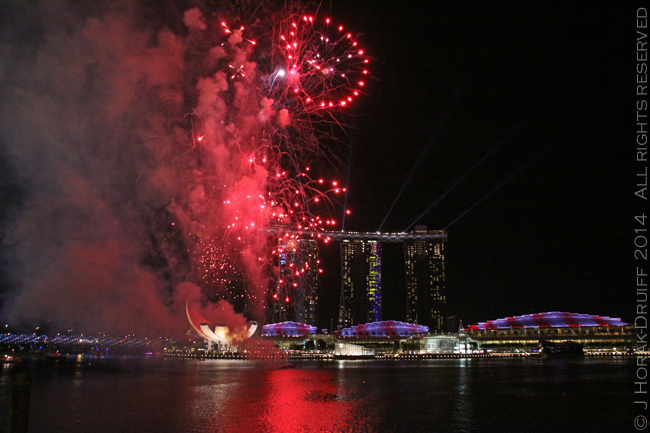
xmin=453 ymin=358 xmax=474 ymax=431
xmin=262 ymin=367 xmax=373 ymax=433
xmin=0 ymin=357 xmax=634 ymax=433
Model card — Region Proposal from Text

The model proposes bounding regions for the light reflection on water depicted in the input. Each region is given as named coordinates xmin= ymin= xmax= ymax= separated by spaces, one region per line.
xmin=0 ymin=356 xmax=634 ymax=433
xmin=453 ymin=358 xmax=473 ymax=432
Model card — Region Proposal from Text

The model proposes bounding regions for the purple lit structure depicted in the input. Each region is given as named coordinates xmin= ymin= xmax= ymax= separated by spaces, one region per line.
xmin=337 ymin=320 xmax=428 ymax=338
xmin=261 ymin=321 xmax=317 ymax=337
xmin=465 ymin=312 xmax=628 ymax=330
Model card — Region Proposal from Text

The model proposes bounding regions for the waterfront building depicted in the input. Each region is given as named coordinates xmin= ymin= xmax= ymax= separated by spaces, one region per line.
xmin=423 ymin=335 xmax=456 ymax=353
xmin=261 ymin=321 xmax=317 ymax=337
xmin=404 ymin=225 xmax=446 ymax=332
xmin=337 ymin=320 xmax=428 ymax=338
xmin=338 ymin=240 xmax=382 ymax=328
xmin=335 ymin=342 xmax=375 ymax=357
xmin=464 ymin=312 xmax=633 ymax=350
xmin=186 ymin=301 xmax=257 ymax=351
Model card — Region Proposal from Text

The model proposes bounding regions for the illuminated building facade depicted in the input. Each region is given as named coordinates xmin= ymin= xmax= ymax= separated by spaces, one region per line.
xmin=338 ymin=240 xmax=382 ymax=328
xmin=272 ymin=237 xmax=320 ymax=326
xmin=295 ymin=238 xmax=319 ymax=326
xmin=265 ymin=228 xmax=447 ymax=330
xmin=337 ymin=320 xmax=428 ymax=338
xmin=261 ymin=321 xmax=317 ymax=337
xmin=186 ymin=301 xmax=257 ymax=351
xmin=464 ymin=312 xmax=633 ymax=350
xmin=404 ymin=225 xmax=446 ymax=332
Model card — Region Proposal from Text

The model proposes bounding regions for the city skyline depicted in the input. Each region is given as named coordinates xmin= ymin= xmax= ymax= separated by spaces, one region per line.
xmin=0 ymin=3 xmax=637 ymax=432
xmin=316 ymin=1 xmax=631 ymax=329
xmin=270 ymin=227 xmax=449 ymax=332
xmin=0 ymin=1 xmax=633 ymax=335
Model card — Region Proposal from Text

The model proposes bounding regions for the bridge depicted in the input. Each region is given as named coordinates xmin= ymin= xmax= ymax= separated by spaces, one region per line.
xmin=267 ymin=228 xmax=447 ymax=243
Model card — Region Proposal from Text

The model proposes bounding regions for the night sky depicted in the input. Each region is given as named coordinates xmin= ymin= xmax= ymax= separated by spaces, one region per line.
xmin=314 ymin=1 xmax=633 ymax=330
xmin=0 ymin=1 xmax=636 ymax=335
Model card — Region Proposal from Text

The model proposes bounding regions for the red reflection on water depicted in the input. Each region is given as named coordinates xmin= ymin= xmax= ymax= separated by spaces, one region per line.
xmin=260 ymin=368 xmax=363 ymax=433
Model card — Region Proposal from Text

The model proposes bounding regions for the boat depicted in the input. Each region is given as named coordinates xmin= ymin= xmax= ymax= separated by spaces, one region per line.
xmin=46 ymin=351 xmax=67 ymax=362
xmin=539 ymin=340 xmax=584 ymax=356
xmin=45 ymin=337 xmax=67 ymax=362
xmin=1 ymin=354 xmax=22 ymax=364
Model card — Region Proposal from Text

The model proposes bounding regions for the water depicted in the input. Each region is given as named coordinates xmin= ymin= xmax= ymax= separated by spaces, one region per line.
xmin=0 ymin=356 xmax=634 ymax=433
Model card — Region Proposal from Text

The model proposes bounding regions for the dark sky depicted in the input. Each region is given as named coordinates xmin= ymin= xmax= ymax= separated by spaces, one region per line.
xmin=0 ymin=1 xmax=637 ymax=335
xmin=314 ymin=1 xmax=634 ymax=330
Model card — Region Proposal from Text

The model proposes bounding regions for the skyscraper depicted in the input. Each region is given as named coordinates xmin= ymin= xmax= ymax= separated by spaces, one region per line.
xmin=338 ymin=239 xmax=382 ymax=329
xmin=272 ymin=237 xmax=319 ymax=325
xmin=404 ymin=225 xmax=446 ymax=332
xmin=295 ymin=238 xmax=319 ymax=326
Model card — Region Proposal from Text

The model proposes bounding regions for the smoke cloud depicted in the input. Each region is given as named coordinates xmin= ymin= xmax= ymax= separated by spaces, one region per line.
xmin=183 ymin=7 xmax=207 ymax=31
xmin=0 ymin=0 xmax=290 ymax=336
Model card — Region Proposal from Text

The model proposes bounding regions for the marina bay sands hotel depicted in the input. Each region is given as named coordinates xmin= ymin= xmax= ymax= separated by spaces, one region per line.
xmin=272 ymin=225 xmax=447 ymax=332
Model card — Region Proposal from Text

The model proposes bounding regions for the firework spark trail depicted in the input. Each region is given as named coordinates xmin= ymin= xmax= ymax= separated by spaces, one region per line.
xmin=182 ymin=7 xmax=367 ymax=323
xmin=0 ymin=2 xmax=368 ymax=335
xmin=269 ymin=13 xmax=369 ymax=112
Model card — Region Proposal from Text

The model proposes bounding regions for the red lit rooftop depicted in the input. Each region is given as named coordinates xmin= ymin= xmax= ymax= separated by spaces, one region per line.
xmin=465 ymin=312 xmax=628 ymax=330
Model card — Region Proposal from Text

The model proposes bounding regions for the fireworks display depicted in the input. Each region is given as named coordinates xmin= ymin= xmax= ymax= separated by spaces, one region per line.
xmin=270 ymin=14 xmax=369 ymax=112
xmin=184 ymin=5 xmax=368 ymax=322
xmin=0 ymin=1 xmax=369 ymax=335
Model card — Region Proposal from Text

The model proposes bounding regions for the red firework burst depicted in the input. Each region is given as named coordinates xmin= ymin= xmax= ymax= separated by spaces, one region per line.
xmin=271 ymin=14 xmax=370 ymax=113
